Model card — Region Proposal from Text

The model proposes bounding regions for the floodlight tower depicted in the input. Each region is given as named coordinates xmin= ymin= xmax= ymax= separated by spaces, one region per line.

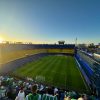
xmin=75 ymin=38 xmax=77 ymax=47
xmin=75 ymin=38 xmax=78 ymax=55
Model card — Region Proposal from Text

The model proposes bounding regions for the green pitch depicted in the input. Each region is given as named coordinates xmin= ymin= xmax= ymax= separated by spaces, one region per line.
xmin=13 ymin=55 xmax=89 ymax=92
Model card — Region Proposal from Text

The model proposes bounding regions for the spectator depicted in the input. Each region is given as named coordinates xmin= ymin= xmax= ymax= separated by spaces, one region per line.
xmin=15 ymin=87 xmax=25 ymax=100
xmin=26 ymin=84 xmax=41 ymax=100
xmin=42 ymin=87 xmax=58 ymax=100
xmin=39 ymin=84 xmax=44 ymax=91
xmin=65 ymin=96 xmax=71 ymax=100
xmin=78 ymin=95 xmax=84 ymax=100
xmin=54 ymin=87 xmax=58 ymax=95
xmin=7 ymin=87 xmax=16 ymax=100
xmin=59 ymin=90 xmax=65 ymax=100
xmin=82 ymin=94 xmax=88 ymax=100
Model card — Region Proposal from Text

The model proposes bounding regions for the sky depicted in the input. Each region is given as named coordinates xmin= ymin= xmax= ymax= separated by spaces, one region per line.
xmin=0 ymin=0 xmax=100 ymax=44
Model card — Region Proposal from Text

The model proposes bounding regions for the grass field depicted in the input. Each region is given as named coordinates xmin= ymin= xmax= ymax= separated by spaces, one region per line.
xmin=13 ymin=55 xmax=89 ymax=92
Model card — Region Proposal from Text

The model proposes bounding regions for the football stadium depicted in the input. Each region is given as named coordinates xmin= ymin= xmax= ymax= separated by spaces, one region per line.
xmin=0 ymin=42 xmax=100 ymax=99
xmin=0 ymin=0 xmax=100 ymax=100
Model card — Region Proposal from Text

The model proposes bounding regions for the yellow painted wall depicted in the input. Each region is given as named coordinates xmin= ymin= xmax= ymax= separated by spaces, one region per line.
xmin=46 ymin=49 xmax=74 ymax=54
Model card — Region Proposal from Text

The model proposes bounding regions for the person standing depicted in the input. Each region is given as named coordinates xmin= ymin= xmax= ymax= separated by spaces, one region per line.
xmin=15 ymin=87 xmax=25 ymax=100
xmin=26 ymin=84 xmax=41 ymax=100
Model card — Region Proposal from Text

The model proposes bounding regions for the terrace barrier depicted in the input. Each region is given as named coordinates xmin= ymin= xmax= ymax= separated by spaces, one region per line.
xmin=75 ymin=54 xmax=92 ymax=90
xmin=75 ymin=54 xmax=93 ymax=78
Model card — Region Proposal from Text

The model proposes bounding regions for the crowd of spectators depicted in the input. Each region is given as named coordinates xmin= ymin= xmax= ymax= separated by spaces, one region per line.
xmin=0 ymin=76 xmax=99 ymax=100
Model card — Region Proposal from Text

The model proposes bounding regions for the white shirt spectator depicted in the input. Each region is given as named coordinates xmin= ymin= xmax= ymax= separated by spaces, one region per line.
xmin=54 ymin=88 xmax=58 ymax=95
xmin=78 ymin=97 xmax=84 ymax=100
xmin=15 ymin=90 xmax=25 ymax=100
xmin=28 ymin=84 xmax=32 ymax=89
xmin=39 ymin=84 xmax=44 ymax=91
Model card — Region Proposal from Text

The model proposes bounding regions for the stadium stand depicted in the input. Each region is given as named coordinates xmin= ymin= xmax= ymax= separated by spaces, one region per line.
xmin=76 ymin=50 xmax=100 ymax=97
xmin=0 ymin=44 xmax=75 ymax=51
xmin=0 ymin=44 xmax=75 ymax=64
xmin=0 ymin=44 xmax=100 ymax=99
xmin=0 ymin=53 xmax=49 ymax=74
xmin=0 ymin=76 xmax=99 ymax=100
